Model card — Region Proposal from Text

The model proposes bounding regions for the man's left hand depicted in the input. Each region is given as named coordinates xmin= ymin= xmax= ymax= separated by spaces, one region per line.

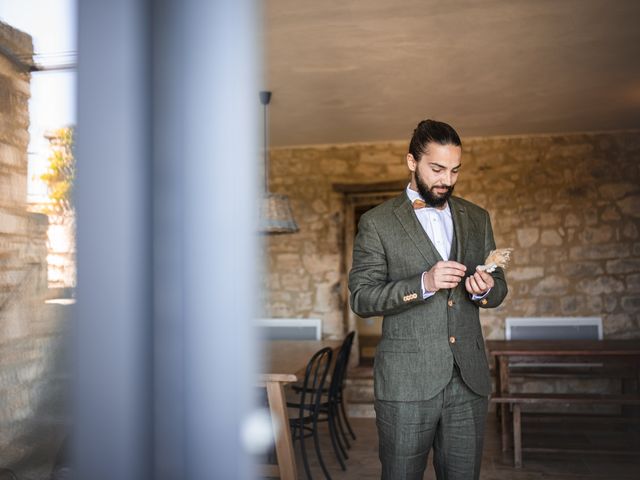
xmin=465 ymin=267 xmax=495 ymax=296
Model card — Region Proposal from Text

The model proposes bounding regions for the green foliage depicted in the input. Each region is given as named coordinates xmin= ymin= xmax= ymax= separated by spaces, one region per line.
xmin=41 ymin=127 xmax=75 ymax=213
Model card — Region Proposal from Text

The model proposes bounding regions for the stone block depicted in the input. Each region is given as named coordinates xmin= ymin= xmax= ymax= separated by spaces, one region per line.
xmin=564 ymin=213 xmax=581 ymax=227
xmin=579 ymin=226 xmax=614 ymax=244
xmin=268 ymin=290 xmax=293 ymax=304
xmin=386 ymin=163 xmax=410 ymax=178
xmin=324 ymin=269 xmax=341 ymax=284
xmin=536 ymin=297 xmax=559 ymax=314
xmin=534 ymin=188 xmax=558 ymax=205
xmin=577 ymin=276 xmax=625 ymax=295
xmin=626 ymin=273 xmax=640 ymax=290
xmin=0 ymin=209 xmax=26 ymax=235
xmin=516 ymin=227 xmax=539 ymax=247
xmin=621 ymin=296 xmax=640 ymax=313
xmin=622 ymin=222 xmax=638 ymax=240
xmin=604 ymin=314 xmax=635 ymax=336
xmin=583 ymin=207 xmax=600 ymax=226
xmin=600 ymin=206 xmax=621 ymax=221
xmin=508 ymin=266 xmax=544 ymax=281
xmin=269 ymin=302 xmax=292 ymax=317
xmin=280 ymin=273 xmax=309 ymax=292
xmin=359 ymin=150 xmax=398 ymax=164
xmin=617 ymin=195 xmax=640 ymax=218
xmin=540 ymin=229 xmax=563 ymax=246
xmin=0 ymin=142 xmax=25 ymax=169
xmin=531 ymin=275 xmax=569 ymax=296
xmin=274 ymin=253 xmax=302 ymax=271
xmin=267 ymin=273 xmax=280 ymax=290
xmin=560 ymin=296 xmax=584 ymax=315
xmin=602 ymin=296 xmax=616 ymax=313
xmin=598 ymin=182 xmax=638 ymax=200
xmin=297 ymin=292 xmax=313 ymax=311
xmin=509 ymin=298 xmax=537 ymax=316
xmin=561 ymin=261 xmax=604 ymax=277
xmin=320 ymin=158 xmax=349 ymax=175
xmin=531 ymin=248 xmax=567 ymax=264
xmin=302 ymin=254 xmax=337 ymax=275
xmin=570 ymin=244 xmax=630 ymax=260
xmin=606 ymin=258 xmax=640 ymax=275
xmin=546 ymin=144 xmax=594 ymax=158
xmin=539 ymin=211 xmax=562 ymax=227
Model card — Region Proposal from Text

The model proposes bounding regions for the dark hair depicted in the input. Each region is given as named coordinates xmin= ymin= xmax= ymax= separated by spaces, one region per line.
xmin=408 ymin=119 xmax=462 ymax=161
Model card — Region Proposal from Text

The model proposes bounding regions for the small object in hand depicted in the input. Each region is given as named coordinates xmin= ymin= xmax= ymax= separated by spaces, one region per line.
xmin=477 ymin=248 xmax=513 ymax=273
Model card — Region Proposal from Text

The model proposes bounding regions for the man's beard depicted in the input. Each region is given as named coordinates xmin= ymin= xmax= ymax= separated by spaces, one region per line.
xmin=415 ymin=168 xmax=454 ymax=208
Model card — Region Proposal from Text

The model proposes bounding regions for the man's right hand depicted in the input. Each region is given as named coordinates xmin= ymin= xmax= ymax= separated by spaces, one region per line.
xmin=422 ymin=261 xmax=467 ymax=293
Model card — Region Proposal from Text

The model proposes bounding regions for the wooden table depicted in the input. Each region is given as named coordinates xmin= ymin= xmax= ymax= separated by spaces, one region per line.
xmin=486 ymin=339 xmax=640 ymax=452
xmin=258 ymin=339 xmax=342 ymax=479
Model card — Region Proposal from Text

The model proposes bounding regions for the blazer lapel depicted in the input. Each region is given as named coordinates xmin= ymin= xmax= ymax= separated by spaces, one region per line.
xmin=393 ymin=193 xmax=441 ymax=266
xmin=448 ymin=196 xmax=468 ymax=265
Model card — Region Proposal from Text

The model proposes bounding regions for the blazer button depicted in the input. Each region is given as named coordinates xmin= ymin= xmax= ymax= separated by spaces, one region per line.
xmin=480 ymin=299 xmax=488 ymax=305
xmin=447 ymin=299 xmax=454 ymax=307
xmin=449 ymin=336 xmax=456 ymax=344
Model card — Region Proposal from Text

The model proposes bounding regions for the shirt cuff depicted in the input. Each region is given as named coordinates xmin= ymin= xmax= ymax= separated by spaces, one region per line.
xmin=421 ymin=272 xmax=436 ymax=299
xmin=471 ymin=288 xmax=491 ymax=301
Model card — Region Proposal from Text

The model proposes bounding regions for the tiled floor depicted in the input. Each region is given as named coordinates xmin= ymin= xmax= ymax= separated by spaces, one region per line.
xmin=286 ymin=412 xmax=640 ymax=479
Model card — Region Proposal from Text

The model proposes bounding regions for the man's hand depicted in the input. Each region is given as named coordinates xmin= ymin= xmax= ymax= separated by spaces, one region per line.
xmin=423 ymin=261 xmax=467 ymax=293
xmin=465 ymin=267 xmax=495 ymax=296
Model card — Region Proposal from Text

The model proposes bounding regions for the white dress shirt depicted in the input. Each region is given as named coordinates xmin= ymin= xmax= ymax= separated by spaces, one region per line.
xmin=406 ymin=185 xmax=490 ymax=300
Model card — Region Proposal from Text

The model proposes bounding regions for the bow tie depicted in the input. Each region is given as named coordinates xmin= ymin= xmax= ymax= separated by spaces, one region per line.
xmin=412 ymin=199 xmax=429 ymax=209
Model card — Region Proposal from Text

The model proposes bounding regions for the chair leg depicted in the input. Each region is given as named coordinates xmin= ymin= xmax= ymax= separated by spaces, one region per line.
xmin=333 ymin=402 xmax=351 ymax=454
xmin=312 ymin=417 xmax=333 ymax=480
xmin=327 ymin=407 xmax=347 ymax=470
xmin=297 ymin=421 xmax=313 ymax=480
xmin=339 ymin=396 xmax=357 ymax=441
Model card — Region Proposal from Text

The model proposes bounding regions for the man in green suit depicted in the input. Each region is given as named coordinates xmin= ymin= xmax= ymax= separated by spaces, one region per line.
xmin=349 ymin=119 xmax=507 ymax=479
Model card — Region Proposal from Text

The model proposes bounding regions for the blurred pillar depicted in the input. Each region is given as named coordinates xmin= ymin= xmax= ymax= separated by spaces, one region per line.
xmin=75 ymin=1 xmax=259 ymax=479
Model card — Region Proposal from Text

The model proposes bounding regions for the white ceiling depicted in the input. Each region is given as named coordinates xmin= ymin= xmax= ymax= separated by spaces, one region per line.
xmin=263 ymin=0 xmax=640 ymax=147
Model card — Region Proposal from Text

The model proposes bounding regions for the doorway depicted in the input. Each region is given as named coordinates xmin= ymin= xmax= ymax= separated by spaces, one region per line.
xmin=337 ymin=180 xmax=406 ymax=366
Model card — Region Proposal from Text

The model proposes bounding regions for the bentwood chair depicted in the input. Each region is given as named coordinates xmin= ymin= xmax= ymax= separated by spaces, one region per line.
xmin=293 ymin=331 xmax=357 ymax=471
xmin=287 ymin=347 xmax=333 ymax=480
xmin=329 ymin=331 xmax=357 ymax=452
xmin=0 ymin=468 xmax=18 ymax=480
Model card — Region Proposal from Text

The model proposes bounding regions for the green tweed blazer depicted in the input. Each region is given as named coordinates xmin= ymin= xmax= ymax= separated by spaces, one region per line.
xmin=348 ymin=192 xmax=508 ymax=401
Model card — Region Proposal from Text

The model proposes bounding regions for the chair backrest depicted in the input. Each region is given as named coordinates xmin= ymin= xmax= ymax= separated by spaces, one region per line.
xmin=0 ymin=468 xmax=18 ymax=480
xmin=298 ymin=347 xmax=333 ymax=414
xmin=328 ymin=331 xmax=356 ymax=400
xmin=505 ymin=317 xmax=602 ymax=340
xmin=256 ymin=318 xmax=322 ymax=340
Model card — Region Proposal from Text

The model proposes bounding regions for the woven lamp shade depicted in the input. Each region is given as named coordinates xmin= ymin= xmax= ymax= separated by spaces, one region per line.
xmin=260 ymin=193 xmax=299 ymax=233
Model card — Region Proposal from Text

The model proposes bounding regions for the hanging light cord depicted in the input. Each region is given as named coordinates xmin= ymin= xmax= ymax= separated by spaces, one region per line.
xmin=260 ymin=91 xmax=272 ymax=194
xmin=263 ymin=100 xmax=269 ymax=192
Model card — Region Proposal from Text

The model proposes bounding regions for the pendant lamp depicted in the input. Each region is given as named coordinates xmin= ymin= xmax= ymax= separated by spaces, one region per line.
xmin=259 ymin=91 xmax=299 ymax=234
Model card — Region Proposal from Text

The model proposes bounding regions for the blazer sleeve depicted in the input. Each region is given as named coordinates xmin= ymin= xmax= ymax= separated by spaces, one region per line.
xmin=349 ymin=213 xmax=425 ymax=318
xmin=474 ymin=210 xmax=508 ymax=309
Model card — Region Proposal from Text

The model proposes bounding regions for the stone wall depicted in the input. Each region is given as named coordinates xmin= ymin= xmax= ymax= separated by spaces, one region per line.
xmin=27 ymin=204 xmax=77 ymax=290
xmin=0 ymin=21 xmax=66 ymax=479
xmin=264 ymin=130 xmax=640 ymax=341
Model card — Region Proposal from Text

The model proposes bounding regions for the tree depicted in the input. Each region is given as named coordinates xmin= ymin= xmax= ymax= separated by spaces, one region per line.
xmin=41 ymin=126 xmax=75 ymax=214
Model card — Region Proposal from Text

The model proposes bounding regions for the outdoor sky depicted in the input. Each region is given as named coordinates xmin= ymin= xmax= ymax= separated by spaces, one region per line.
xmin=0 ymin=0 xmax=76 ymax=201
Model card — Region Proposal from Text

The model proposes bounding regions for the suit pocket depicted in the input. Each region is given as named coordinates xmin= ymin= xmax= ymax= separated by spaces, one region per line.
xmin=376 ymin=339 xmax=419 ymax=353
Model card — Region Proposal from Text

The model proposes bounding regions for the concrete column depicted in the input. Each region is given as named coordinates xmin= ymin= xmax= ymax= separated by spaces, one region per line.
xmin=76 ymin=1 xmax=259 ymax=478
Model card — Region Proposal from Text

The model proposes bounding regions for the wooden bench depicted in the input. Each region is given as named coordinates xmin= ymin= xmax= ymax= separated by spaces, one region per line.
xmin=490 ymin=393 xmax=640 ymax=468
